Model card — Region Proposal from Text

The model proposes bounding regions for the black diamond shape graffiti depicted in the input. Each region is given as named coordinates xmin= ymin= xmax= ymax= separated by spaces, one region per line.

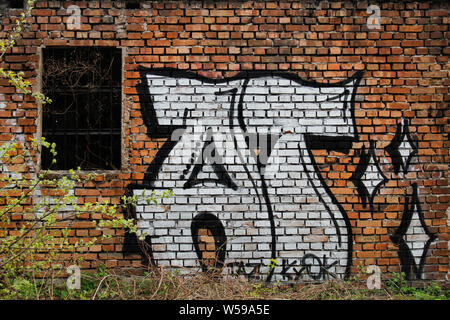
xmin=385 ymin=119 xmax=418 ymax=175
xmin=389 ymin=183 xmax=438 ymax=280
xmin=350 ymin=141 xmax=388 ymax=211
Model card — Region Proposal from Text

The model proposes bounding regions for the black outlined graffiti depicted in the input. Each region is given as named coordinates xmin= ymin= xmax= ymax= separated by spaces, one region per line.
xmin=122 ymin=188 xmax=158 ymax=266
xmin=297 ymin=254 xmax=338 ymax=281
xmin=125 ymin=67 xmax=364 ymax=281
xmin=227 ymin=254 xmax=337 ymax=282
xmin=183 ymin=128 xmax=238 ymax=191
xmin=350 ymin=141 xmax=388 ymax=211
xmin=279 ymin=255 xmax=338 ymax=281
xmin=191 ymin=212 xmax=227 ymax=272
xmin=385 ymin=119 xmax=418 ymax=175
xmin=390 ymin=183 xmax=438 ymax=280
xmin=227 ymin=262 xmax=263 ymax=280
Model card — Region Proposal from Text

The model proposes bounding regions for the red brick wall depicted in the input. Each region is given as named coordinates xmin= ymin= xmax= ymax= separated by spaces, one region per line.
xmin=0 ymin=0 xmax=448 ymax=281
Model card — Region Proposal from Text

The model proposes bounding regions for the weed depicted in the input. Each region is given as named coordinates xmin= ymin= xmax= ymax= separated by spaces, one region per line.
xmin=384 ymin=271 xmax=449 ymax=300
xmin=0 ymin=266 xmax=448 ymax=300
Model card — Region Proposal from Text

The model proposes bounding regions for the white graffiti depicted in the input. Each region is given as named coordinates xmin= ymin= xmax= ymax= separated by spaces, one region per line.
xmin=128 ymin=69 xmax=363 ymax=281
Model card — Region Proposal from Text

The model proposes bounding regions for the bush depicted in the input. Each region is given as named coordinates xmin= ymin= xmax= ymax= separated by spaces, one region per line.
xmin=0 ymin=0 xmax=172 ymax=292
xmin=0 ymin=138 xmax=172 ymax=286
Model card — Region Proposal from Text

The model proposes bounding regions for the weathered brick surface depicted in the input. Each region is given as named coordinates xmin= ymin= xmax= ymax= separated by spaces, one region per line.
xmin=0 ymin=0 xmax=448 ymax=282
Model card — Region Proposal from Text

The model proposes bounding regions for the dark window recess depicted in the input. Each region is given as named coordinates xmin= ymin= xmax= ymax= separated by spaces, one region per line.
xmin=42 ymin=47 xmax=122 ymax=170
xmin=125 ymin=1 xmax=140 ymax=9
xmin=2 ymin=0 xmax=23 ymax=8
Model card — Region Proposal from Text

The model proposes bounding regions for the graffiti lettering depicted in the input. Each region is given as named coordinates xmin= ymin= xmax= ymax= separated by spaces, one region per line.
xmin=125 ymin=67 xmax=363 ymax=281
xmin=226 ymin=254 xmax=337 ymax=282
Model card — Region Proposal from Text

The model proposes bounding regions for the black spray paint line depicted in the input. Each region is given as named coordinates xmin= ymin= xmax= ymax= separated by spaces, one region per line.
xmin=137 ymin=66 xmax=364 ymax=139
xmin=234 ymin=78 xmax=278 ymax=280
xmin=183 ymin=127 xmax=238 ymax=191
xmin=122 ymin=188 xmax=157 ymax=267
xmin=302 ymin=140 xmax=353 ymax=279
xmin=131 ymin=107 xmax=190 ymax=189
xmin=298 ymin=71 xmax=362 ymax=279
xmin=227 ymin=254 xmax=338 ymax=282
xmin=224 ymin=83 xmax=277 ymax=281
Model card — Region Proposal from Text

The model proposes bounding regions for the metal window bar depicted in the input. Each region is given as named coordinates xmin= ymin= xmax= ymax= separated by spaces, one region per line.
xmin=42 ymin=47 xmax=121 ymax=170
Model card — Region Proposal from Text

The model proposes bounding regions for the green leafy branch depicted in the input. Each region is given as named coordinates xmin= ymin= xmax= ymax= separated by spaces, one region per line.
xmin=0 ymin=138 xmax=173 ymax=279
xmin=0 ymin=0 xmax=52 ymax=104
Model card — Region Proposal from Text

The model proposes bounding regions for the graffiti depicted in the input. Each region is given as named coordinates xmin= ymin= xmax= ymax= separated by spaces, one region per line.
xmin=226 ymin=254 xmax=337 ymax=282
xmin=124 ymin=67 xmax=363 ymax=281
xmin=123 ymin=67 xmax=436 ymax=281
xmin=385 ymin=119 xmax=418 ymax=176
xmin=182 ymin=128 xmax=238 ymax=191
xmin=350 ymin=141 xmax=388 ymax=211
xmin=382 ymin=119 xmax=436 ymax=279
xmin=278 ymin=254 xmax=338 ymax=281
xmin=390 ymin=183 xmax=437 ymax=280
xmin=191 ymin=212 xmax=227 ymax=272
xmin=227 ymin=262 xmax=263 ymax=280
